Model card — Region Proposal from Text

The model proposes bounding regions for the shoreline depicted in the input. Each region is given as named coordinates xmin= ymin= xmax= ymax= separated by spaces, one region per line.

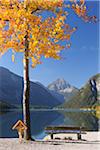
xmin=0 ymin=108 xmax=97 ymax=111
xmin=0 ymin=132 xmax=100 ymax=150
xmin=44 ymin=131 xmax=100 ymax=141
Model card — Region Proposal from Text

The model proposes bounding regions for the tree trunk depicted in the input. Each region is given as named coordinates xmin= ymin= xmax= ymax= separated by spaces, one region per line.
xmin=23 ymin=50 xmax=31 ymax=140
xmin=22 ymin=1 xmax=35 ymax=140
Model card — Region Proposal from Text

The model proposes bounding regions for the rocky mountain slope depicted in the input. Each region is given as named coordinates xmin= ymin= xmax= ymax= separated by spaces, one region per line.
xmin=62 ymin=74 xmax=100 ymax=108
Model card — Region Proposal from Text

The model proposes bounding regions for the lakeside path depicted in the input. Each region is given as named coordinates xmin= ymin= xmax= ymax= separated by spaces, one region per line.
xmin=0 ymin=132 xmax=100 ymax=150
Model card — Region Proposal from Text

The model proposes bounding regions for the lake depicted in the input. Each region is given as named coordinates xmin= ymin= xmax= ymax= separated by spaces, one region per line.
xmin=0 ymin=109 xmax=99 ymax=139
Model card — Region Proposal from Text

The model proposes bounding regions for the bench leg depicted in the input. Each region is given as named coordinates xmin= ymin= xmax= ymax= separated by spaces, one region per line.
xmin=77 ymin=133 xmax=81 ymax=140
xmin=51 ymin=133 xmax=53 ymax=139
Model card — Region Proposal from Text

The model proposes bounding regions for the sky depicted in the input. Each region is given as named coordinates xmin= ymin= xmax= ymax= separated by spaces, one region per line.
xmin=0 ymin=0 xmax=99 ymax=88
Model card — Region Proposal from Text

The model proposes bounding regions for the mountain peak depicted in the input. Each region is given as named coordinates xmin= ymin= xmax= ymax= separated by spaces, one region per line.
xmin=48 ymin=78 xmax=71 ymax=91
xmin=56 ymin=78 xmax=66 ymax=83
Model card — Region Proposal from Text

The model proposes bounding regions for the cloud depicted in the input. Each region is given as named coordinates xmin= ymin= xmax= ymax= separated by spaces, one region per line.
xmin=80 ymin=46 xmax=99 ymax=52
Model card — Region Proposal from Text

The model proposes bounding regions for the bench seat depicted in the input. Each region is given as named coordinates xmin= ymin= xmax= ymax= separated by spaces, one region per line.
xmin=45 ymin=126 xmax=86 ymax=140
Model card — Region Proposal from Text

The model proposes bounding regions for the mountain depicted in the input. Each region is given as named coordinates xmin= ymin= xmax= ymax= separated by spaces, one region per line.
xmin=1 ymin=67 xmax=98 ymax=109
xmin=48 ymin=78 xmax=71 ymax=91
xmin=62 ymin=74 xmax=100 ymax=108
xmin=48 ymin=78 xmax=79 ymax=102
xmin=0 ymin=67 xmax=61 ymax=108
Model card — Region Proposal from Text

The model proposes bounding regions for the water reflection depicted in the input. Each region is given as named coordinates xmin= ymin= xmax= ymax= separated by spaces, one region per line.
xmin=60 ymin=110 xmax=99 ymax=131
xmin=0 ymin=109 xmax=99 ymax=139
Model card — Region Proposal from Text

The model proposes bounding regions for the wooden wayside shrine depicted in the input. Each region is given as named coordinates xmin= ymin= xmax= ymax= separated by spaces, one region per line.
xmin=12 ymin=120 xmax=27 ymax=142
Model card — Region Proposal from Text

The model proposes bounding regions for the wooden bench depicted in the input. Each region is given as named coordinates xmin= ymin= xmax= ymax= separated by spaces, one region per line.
xmin=45 ymin=126 xmax=86 ymax=140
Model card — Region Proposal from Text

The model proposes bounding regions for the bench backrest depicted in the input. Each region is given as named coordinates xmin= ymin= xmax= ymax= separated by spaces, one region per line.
xmin=45 ymin=126 xmax=85 ymax=131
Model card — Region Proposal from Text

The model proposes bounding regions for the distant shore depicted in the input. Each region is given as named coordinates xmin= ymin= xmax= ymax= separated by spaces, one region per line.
xmin=0 ymin=131 xmax=100 ymax=150
xmin=1 ymin=107 xmax=96 ymax=112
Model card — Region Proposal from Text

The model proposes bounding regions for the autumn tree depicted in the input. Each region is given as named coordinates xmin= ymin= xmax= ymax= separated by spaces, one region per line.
xmin=0 ymin=0 xmax=97 ymax=140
